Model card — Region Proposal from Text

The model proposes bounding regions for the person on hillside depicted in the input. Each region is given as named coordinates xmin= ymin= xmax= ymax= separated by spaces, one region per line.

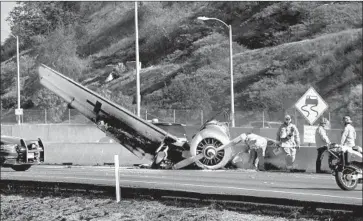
xmin=241 ymin=133 xmax=268 ymax=171
xmin=340 ymin=116 xmax=356 ymax=148
xmin=276 ymin=115 xmax=300 ymax=171
xmin=315 ymin=117 xmax=331 ymax=173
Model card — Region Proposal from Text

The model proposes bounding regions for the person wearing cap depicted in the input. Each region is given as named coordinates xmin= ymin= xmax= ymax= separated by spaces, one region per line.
xmin=341 ymin=116 xmax=356 ymax=148
xmin=276 ymin=115 xmax=300 ymax=171
xmin=240 ymin=133 xmax=268 ymax=171
xmin=315 ymin=117 xmax=331 ymax=173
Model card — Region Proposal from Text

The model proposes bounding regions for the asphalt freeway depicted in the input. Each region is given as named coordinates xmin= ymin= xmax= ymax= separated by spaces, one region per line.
xmin=1 ymin=165 xmax=362 ymax=207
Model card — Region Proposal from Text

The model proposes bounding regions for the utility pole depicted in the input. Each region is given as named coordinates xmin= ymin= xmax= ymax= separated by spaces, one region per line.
xmin=135 ymin=2 xmax=141 ymax=118
xmin=1 ymin=30 xmax=23 ymax=125
xmin=229 ymin=24 xmax=235 ymax=127
xmin=16 ymin=35 xmax=21 ymax=125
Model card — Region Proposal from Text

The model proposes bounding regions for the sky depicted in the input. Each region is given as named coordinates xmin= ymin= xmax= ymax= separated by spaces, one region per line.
xmin=1 ymin=1 xmax=17 ymax=44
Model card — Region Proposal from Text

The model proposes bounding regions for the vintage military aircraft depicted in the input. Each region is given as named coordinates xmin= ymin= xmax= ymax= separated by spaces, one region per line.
xmin=38 ymin=64 xmax=283 ymax=170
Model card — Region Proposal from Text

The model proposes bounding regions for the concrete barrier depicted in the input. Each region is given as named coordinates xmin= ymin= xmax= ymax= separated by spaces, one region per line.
xmin=43 ymin=142 xmax=149 ymax=166
xmin=1 ymin=125 xmax=12 ymax=136
xmin=1 ymin=124 xmax=106 ymax=142
xmin=1 ymin=124 xmax=360 ymax=172
xmin=264 ymin=146 xmax=331 ymax=172
xmin=40 ymin=142 xmax=328 ymax=172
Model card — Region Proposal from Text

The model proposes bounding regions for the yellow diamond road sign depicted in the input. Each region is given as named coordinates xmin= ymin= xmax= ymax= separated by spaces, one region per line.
xmin=295 ymin=87 xmax=328 ymax=125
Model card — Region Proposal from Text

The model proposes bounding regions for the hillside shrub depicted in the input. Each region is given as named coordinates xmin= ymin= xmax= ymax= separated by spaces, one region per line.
xmin=32 ymin=88 xmax=67 ymax=122
xmin=34 ymin=26 xmax=90 ymax=80
xmin=243 ymin=78 xmax=308 ymax=112
xmin=308 ymin=3 xmax=362 ymax=36
xmin=0 ymin=62 xmax=16 ymax=95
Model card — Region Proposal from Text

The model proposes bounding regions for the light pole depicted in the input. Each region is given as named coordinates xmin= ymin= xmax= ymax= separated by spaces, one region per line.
xmin=197 ymin=16 xmax=235 ymax=127
xmin=1 ymin=30 xmax=22 ymax=124
xmin=135 ymin=1 xmax=141 ymax=118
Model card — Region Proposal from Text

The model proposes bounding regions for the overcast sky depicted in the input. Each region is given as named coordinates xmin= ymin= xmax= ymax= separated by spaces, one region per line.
xmin=1 ymin=1 xmax=17 ymax=44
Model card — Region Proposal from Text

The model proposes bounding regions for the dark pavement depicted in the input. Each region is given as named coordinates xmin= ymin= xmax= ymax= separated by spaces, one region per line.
xmin=1 ymin=165 xmax=362 ymax=206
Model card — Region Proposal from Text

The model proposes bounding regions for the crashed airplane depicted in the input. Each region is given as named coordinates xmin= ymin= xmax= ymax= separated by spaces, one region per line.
xmin=38 ymin=64 xmax=280 ymax=170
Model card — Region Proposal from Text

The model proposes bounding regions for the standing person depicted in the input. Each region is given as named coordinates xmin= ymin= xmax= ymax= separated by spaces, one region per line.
xmin=340 ymin=116 xmax=356 ymax=148
xmin=276 ymin=115 xmax=300 ymax=171
xmin=240 ymin=133 xmax=267 ymax=171
xmin=315 ymin=118 xmax=331 ymax=173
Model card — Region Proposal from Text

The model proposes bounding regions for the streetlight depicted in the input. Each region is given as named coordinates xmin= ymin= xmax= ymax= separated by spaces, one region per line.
xmin=1 ymin=30 xmax=22 ymax=125
xmin=197 ymin=16 xmax=235 ymax=127
xmin=135 ymin=1 xmax=140 ymax=118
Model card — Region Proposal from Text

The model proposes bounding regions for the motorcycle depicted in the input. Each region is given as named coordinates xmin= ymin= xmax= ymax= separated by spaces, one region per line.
xmin=327 ymin=143 xmax=363 ymax=191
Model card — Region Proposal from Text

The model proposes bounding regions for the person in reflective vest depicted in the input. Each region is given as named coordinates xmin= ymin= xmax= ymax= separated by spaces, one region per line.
xmin=241 ymin=133 xmax=268 ymax=171
xmin=276 ymin=115 xmax=300 ymax=171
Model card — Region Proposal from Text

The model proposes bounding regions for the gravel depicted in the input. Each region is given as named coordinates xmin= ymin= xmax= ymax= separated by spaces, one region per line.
xmin=1 ymin=194 xmax=313 ymax=221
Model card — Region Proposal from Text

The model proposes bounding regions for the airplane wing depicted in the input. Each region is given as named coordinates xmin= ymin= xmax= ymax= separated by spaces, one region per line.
xmin=38 ymin=64 xmax=180 ymax=161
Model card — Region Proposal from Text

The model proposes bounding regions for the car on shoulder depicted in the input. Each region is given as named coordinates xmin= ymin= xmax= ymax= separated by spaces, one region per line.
xmin=1 ymin=135 xmax=45 ymax=171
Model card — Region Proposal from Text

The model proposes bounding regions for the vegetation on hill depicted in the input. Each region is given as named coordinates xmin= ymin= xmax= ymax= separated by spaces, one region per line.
xmin=1 ymin=2 xmax=362 ymax=125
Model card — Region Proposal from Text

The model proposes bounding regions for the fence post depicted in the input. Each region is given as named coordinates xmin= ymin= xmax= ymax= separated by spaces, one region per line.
xmin=114 ymin=155 xmax=121 ymax=202
xmin=328 ymin=112 xmax=331 ymax=123
xmin=173 ymin=109 xmax=176 ymax=123
xmin=262 ymin=110 xmax=265 ymax=128
xmin=45 ymin=109 xmax=47 ymax=124
xmin=200 ymin=110 xmax=204 ymax=125
xmin=68 ymin=109 xmax=71 ymax=124
xmin=145 ymin=109 xmax=148 ymax=120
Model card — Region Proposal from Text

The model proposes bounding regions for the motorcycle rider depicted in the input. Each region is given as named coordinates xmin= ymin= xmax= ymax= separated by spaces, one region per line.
xmin=241 ymin=133 xmax=268 ymax=171
xmin=276 ymin=115 xmax=300 ymax=171
xmin=340 ymin=116 xmax=356 ymax=148
xmin=315 ymin=117 xmax=331 ymax=173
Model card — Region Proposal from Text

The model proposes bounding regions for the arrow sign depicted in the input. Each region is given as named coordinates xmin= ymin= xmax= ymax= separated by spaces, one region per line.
xmin=295 ymin=87 xmax=328 ymax=125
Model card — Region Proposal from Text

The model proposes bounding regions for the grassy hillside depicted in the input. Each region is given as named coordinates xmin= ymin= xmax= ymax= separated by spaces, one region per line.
xmin=1 ymin=2 xmax=362 ymax=125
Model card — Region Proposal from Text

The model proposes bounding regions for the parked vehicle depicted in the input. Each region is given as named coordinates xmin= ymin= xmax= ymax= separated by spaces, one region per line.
xmin=0 ymin=135 xmax=45 ymax=171
xmin=327 ymin=143 xmax=362 ymax=190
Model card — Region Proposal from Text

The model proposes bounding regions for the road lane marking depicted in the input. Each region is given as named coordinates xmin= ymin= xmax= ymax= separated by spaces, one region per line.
xmin=2 ymin=171 xmax=335 ymax=186
xmin=7 ymin=167 xmax=335 ymax=180
xmin=117 ymin=179 xmax=362 ymax=201
xmin=3 ymin=174 xmax=362 ymax=201
xmin=29 ymin=165 xmax=332 ymax=175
